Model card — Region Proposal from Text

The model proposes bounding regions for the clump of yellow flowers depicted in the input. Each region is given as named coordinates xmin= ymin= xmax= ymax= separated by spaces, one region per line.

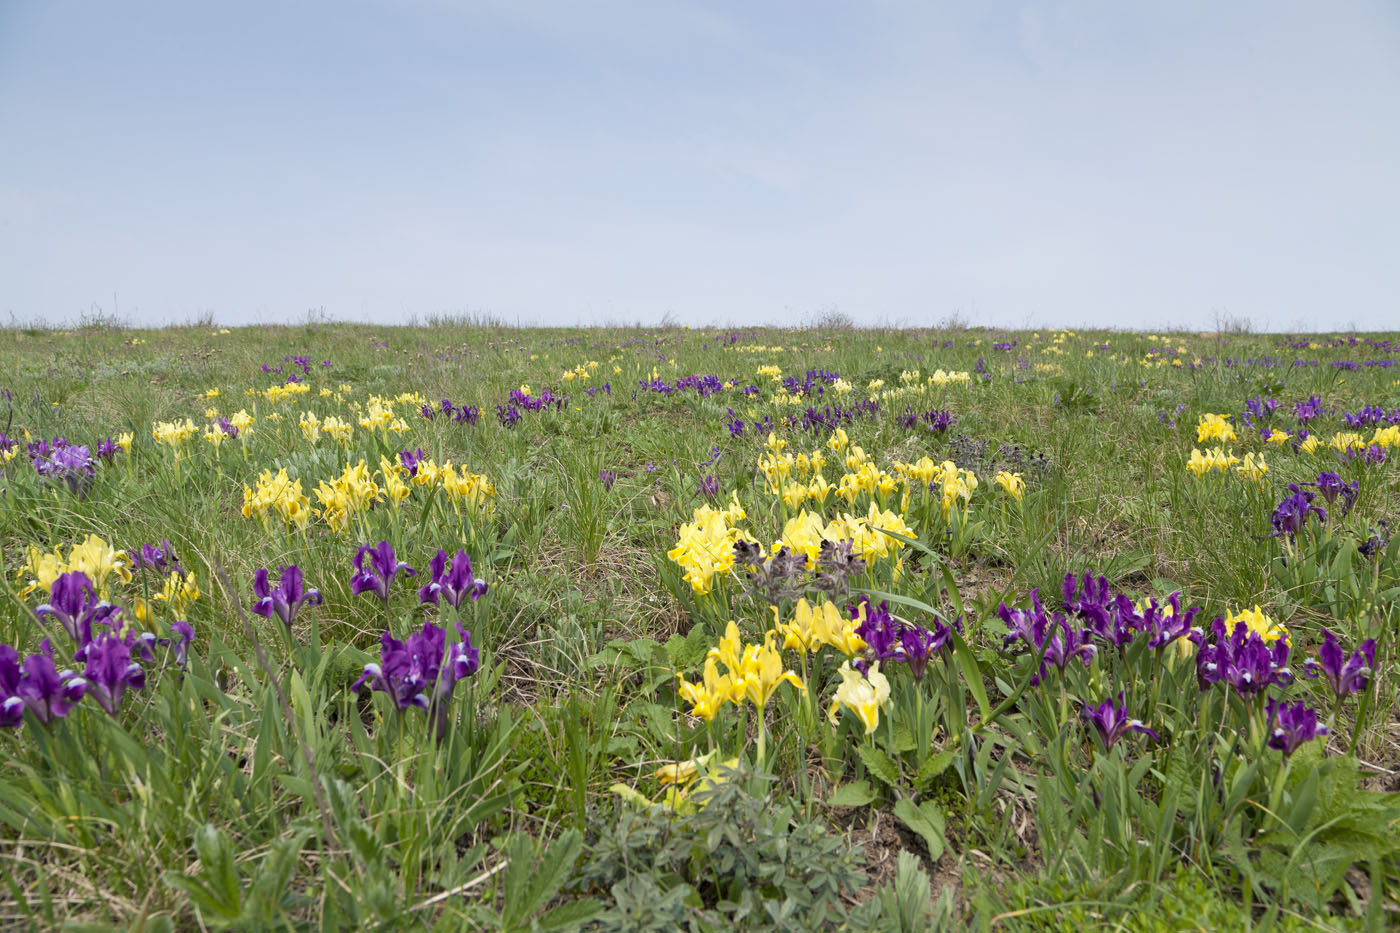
xmin=1196 ymin=413 xmax=1237 ymax=444
xmin=314 ymin=460 xmax=383 ymax=533
xmin=772 ymin=598 xmax=866 ymax=657
xmin=263 ymin=382 xmax=311 ymax=404
xmin=1236 ymin=452 xmax=1268 ymax=483
xmin=994 ymin=470 xmax=1025 ymax=501
xmin=242 ymin=468 xmax=312 ymax=530
xmin=667 ymin=495 xmax=754 ymax=595
xmin=358 ymin=396 xmax=409 ymax=437
xmin=135 ymin=570 xmax=201 ymax=623
xmin=152 ymin=418 xmax=198 ymax=458
xmin=1225 ymin=605 xmax=1290 ymax=648
xmin=676 ymin=621 xmax=805 ymax=726
xmin=17 ymin=534 xmax=132 ymax=598
xmin=1186 ymin=447 xmax=1240 ymax=477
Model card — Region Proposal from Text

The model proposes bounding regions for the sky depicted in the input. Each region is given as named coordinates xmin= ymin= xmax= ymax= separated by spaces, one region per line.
xmin=1 ymin=1 xmax=1398 ymax=332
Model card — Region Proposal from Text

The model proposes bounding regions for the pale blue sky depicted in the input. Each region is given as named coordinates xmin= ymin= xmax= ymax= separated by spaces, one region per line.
xmin=2 ymin=1 xmax=1397 ymax=331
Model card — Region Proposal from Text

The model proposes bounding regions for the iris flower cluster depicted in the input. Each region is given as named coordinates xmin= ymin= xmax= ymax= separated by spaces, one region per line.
xmin=1311 ymin=471 xmax=1359 ymax=518
xmin=849 ymin=595 xmax=959 ymax=682
xmin=2 ymin=570 xmax=195 ymax=730
xmin=28 ymin=436 xmax=100 ymax=495
xmin=421 ymin=400 xmax=481 ymax=424
xmin=253 ymin=565 xmax=322 ymax=628
xmin=1194 ymin=617 xmax=1293 ymax=697
xmin=350 ymin=546 xmax=488 ymax=739
xmin=1270 ymin=483 xmax=1327 ymax=539
xmin=351 ymin=620 xmax=481 ymax=739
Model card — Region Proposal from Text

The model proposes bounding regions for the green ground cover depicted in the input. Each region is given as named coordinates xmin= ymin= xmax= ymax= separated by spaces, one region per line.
xmin=1 ymin=320 xmax=1398 ymax=930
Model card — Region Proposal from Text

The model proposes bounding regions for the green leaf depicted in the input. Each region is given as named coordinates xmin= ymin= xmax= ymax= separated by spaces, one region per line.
xmin=951 ymin=631 xmax=990 ymax=723
xmin=192 ymin=824 xmax=242 ymax=917
xmin=857 ymin=745 xmax=900 ymax=789
xmin=893 ymin=798 xmax=946 ymax=861
xmin=535 ymin=898 xmax=603 ymax=931
xmin=914 ymin=751 xmax=955 ymax=790
xmin=828 ymin=780 xmax=877 ymax=808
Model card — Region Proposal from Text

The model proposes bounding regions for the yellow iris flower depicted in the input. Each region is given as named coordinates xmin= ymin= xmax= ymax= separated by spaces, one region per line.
xmin=828 ymin=661 xmax=891 ymax=735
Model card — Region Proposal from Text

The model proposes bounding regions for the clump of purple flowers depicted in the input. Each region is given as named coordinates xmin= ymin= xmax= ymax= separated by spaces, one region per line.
xmin=253 ymin=565 xmax=323 ymax=628
xmin=851 ymin=594 xmax=960 ymax=681
xmin=350 ymin=541 xmax=417 ymax=604
xmin=1194 ymin=617 xmax=1293 ymax=698
xmin=418 ymin=549 xmax=489 ymax=608
xmin=1082 ymin=692 xmax=1160 ymax=751
xmin=1243 ymin=396 xmax=1280 ymax=425
xmin=130 ymin=540 xmax=182 ymax=576
xmin=1265 ymin=698 xmax=1327 ymax=757
xmin=423 ymin=400 xmax=480 ymax=425
xmin=496 ymin=404 xmax=521 ymax=428
xmin=1310 ymin=472 xmax=1359 ymax=519
xmin=32 ymin=437 xmax=96 ymax=495
xmin=1270 ymin=484 xmax=1326 ymax=540
xmin=508 ymin=387 xmax=565 ymax=413
xmin=94 ymin=436 xmax=122 ymax=464
xmin=998 ymin=589 xmax=1097 ymax=685
xmin=5 ymin=571 xmax=194 ymax=727
xmin=1304 ymin=628 xmax=1375 ymax=700
xmin=1293 ymin=395 xmax=1326 ymax=426
xmin=599 ymin=469 xmax=618 ymax=491
xmin=35 ymin=571 xmax=122 ymax=647
xmin=898 ymin=406 xmax=957 ymax=435
xmin=1 ymin=641 xmax=87 ymax=727
xmin=399 ymin=448 xmax=428 ymax=477
xmin=351 ymin=620 xmax=481 ymax=741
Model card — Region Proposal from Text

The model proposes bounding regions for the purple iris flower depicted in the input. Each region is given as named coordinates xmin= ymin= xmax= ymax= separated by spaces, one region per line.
xmin=432 ymin=623 xmax=481 ymax=740
xmin=900 ymin=615 xmax=960 ymax=680
xmin=1139 ymin=593 xmax=1202 ymax=651
xmin=94 ymin=436 xmax=121 ymax=463
xmin=1270 ymin=485 xmax=1326 ymax=539
xmin=352 ymin=621 xmax=474 ymax=719
xmin=76 ymin=631 xmax=146 ymax=715
xmin=35 ymin=571 xmax=119 ymax=648
xmin=1293 ymin=395 xmax=1325 ymax=425
xmin=34 ymin=443 xmax=96 ymax=494
xmin=1304 ymin=628 xmax=1376 ymax=700
xmin=998 ymin=590 xmax=1096 ymax=685
xmin=1360 ymin=520 xmax=1391 ymax=559
xmin=697 ymin=474 xmax=719 ymax=500
xmin=496 ymin=404 xmax=521 ymax=428
xmin=418 ymin=549 xmax=489 ymax=609
xmin=852 ymin=596 xmax=902 ymax=661
xmin=165 ymin=620 xmax=195 ymax=670
xmin=1063 ymin=574 xmax=1134 ymax=645
xmin=0 ymin=646 xmax=23 ymax=728
xmin=130 ymin=540 xmax=181 ymax=575
xmin=3 ymin=641 xmax=87 ymax=725
xmin=350 ymin=541 xmax=416 ymax=603
xmin=253 ymin=565 xmax=322 ymax=627
xmin=599 ymin=469 xmax=618 ymax=491
xmin=1265 ymin=698 xmax=1327 ymax=757
xmin=1081 ymin=693 xmax=1160 ymax=750
xmin=398 ymin=448 xmax=428 ymax=477
xmin=1312 ymin=472 xmax=1359 ymax=517
xmin=1195 ymin=618 xmax=1292 ymax=697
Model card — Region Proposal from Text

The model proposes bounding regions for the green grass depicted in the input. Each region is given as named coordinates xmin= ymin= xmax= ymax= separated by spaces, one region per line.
xmin=1 ymin=321 xmax=1398 ymax=930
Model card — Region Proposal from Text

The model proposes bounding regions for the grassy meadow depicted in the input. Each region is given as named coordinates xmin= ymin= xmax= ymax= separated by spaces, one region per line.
xmin=1 ymin=319 xmax=1398 ymax=930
